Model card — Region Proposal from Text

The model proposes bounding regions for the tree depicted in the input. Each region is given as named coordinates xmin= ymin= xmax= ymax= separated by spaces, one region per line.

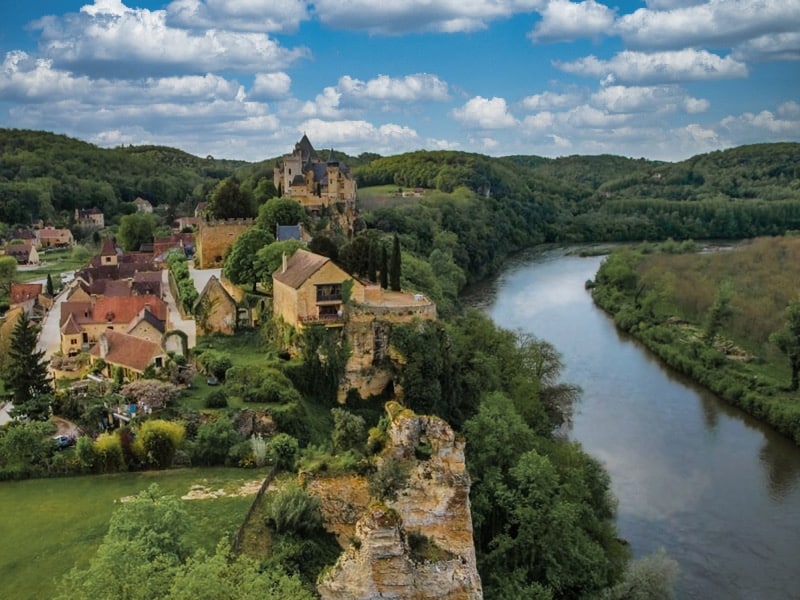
xmin=0 ymin=255 xmax=17 ymax=298
xmin=207 ymin=177 xmax=255 ymax=220
xmin=256 ymin=197 xmax=307 ymax=235
xmin=191 ymin=417 xmax=243 ymax=466
xmin=120 ymin=380 xmax=180 ymax=409
xmin=380 ymin=244 xmax=389 ymax=289
xmin=135 ymin=420 xmax=185 ymax=469
xmin=5 ymin=311 xmax=52 ymax=420
xmin=59 ymin=484 xmax=190 ymax=600
xmin=223 ymin=227 xmax=274 ymax=291
xmin=45 ymin=273 xmax=54 ymax=297
xmin=331 ymin=408 xmax=366 ymax=455
xmin=117 ymin=213 xmax=157 ymax=251
xmin=389 ymin=233 xmax=402 ymax=291
xmin=704 ymin=280 xmax=734 ymax=344
xmin=254 ymin=240 xmax=304 ymax=290
xmin=770 ymin=297 xmax=800 ymax=390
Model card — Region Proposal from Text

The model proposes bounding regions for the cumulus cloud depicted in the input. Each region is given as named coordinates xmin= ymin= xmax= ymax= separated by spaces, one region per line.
xmin=556 ymin=49 xmax=749 ymax=84
xmin=0 ymin=51 xmax=91 ymax=102
xmin=591 ymin=85 xmax=709 ymax=114
xmin=520 ymin=91 xmax=581 ymax=111
xmin=721 ymin=108 xmax=800 ymax=137
xmin=616 ymin=0 xmax=800 ymax=50
xmin=300 ymin=86 xmax=344 ymax=119
xmin=451 ymin=96 xmax=518 ymax=129
xmin=249 ymin=72 xmax=292 ymax=100
xmin=31 ymin=1 xmax=309 ymax=77
xmin=338 ymin=74 xmax=449 ymax=102
xmin=312 ymin=0 xmax=545 ymax=34
xmin=529 ymin=0 xmax=616 ymax=43
xmin=166 ymin=0 xmax=309 ymax=33
xmin=298 ymin=118 xmax=420 ymax=153
xmin=733 ymin=32 xmax=800 ymax=62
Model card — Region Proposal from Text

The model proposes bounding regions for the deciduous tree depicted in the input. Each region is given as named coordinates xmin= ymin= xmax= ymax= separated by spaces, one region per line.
xmin=770 ymin=297 xmax=800 ymax=391
xmin=223 ymin=227 xmax=274 ymax=291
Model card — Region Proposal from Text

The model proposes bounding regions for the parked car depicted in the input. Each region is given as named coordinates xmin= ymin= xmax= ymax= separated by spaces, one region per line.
xmin=53 ymin=434 xmax=75 ymax=449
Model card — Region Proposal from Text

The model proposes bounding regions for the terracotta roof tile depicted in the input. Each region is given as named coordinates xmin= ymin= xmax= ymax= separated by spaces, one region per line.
xmin=90 ymin=331 xmax=163 ymax=373
xmin=61 ymin=313 xmax=82 ymax=335
xmin=10 ymin=282 xmax=42 ymax=305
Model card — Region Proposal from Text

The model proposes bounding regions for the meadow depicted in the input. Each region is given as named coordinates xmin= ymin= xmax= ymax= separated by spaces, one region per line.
xmin=0 ymin=467 xmax=265 ymax=599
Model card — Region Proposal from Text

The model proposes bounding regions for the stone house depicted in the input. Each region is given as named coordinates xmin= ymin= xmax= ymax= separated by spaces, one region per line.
xmin=75 ymin=207 xmax=105 ymax=229
xmin=272 ymin=249 xmax=364 ymax=329
xmin=4 ymin=241 xmax=39 ymax=265
xmin=37 ymin=227 xmax=74 ymax=249
xmin=59 ymin=295 xmax=168 ymax=355
xmin=194 ymin=275 xmax=238 ymax=335
xmin=89 ymin=331 xmax=166 ymax=380
xmin=132 ymin=197 xmax=153 ymax=213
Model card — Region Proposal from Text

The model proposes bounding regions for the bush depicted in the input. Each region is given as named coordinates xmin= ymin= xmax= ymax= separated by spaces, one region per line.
xmin=204 ymin=389 xmax=228 ymax=409
xmin=197 ymin=350 xmax=233 ymax=381
xmin=267 ymin=433 xmax=299 ymax=471
xmin=134 ymin=419 xmax=185 ymax=469
xmin=368 ymin=457 xmax=410 ymax=501
xmin=191 ymin=417 xmax=242 ymax=466
xmin=265 ymin=483 xmax=322 ymax=535
xmin=93 ymin=432 xmax=126 ymax=473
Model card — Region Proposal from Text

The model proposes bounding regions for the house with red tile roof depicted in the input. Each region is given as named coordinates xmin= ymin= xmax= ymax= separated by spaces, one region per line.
xmin=59 ymin=295 xmax=168 ymax=354
xmin=10 ymin=282 xmax=43 ymax=314
xmin=90 ymin=331 xmax=166 ymax=380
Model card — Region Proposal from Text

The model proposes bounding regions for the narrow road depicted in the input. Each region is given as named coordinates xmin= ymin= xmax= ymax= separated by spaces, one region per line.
xmin=161 ymin=269 xmax=197 ymax=349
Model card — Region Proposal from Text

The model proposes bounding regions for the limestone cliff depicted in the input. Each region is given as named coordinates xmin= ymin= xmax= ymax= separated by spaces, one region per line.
xmin=316 ymin=402 xmax=483 ymax=600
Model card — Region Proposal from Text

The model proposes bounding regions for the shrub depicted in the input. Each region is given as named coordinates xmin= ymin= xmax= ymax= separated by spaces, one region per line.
xmin=93 ymin=432 xmax=126 ymax=473
xmin=267 ymin=433 xmax=300 ymax=471
xmin=134 ymin=419 xmax=185 ymax=469
xmin=265 ymin=483 xmax=322 ymax=535
xmin=204 ymin=389 xmax=228 ymax=409
xmin=250 ymin=435 xmax=269 ymax=467
xmin=197 ymin=350 xmax=233 ymax=381
xmin=331 ymin=408 xmax=366 ymax=455
xmin=368 ymin=457 xmax=410 ymax=501
xmin=191 ymin=417 xmax=242 ymax=466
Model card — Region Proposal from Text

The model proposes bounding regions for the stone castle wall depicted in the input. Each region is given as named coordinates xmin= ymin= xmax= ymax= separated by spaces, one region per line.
xmin=195 ymin=219 xmax=254 ymax=269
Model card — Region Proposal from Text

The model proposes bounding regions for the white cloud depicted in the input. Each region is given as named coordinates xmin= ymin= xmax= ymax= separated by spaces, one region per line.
xmin=733 ymin=32 xmax=800 ymax=62
xmin=337 ymin=74 xmax=449 ymax=102
xmin=522 ymin=111 xmax=556 ymax=131
xmin=521 ymin=91 xmax=581 ymax=111
xmin=548 ymin=133 xmax=572 ymax=149
xmin=779 ymin=101 xmax=800 ymax=119
xmin=616 ymin=0 xmax=800 ymax=50
xmin=298 ymin=118 xmax=420 ymax=153
xmin=556 ymin=49 xmax=748 ymax=84
xmin=0 ymin=51 xmax=91 ymax=102
xmin=144 ymin=74 xmax=243 ymax=102
xmin=32 ymin=2 xmax=309 ymax=77
xmin=300 ymin=86 xmax=344 ymax=119
xmin=721 ymin=108 xmax=800 ymax=137
xmin=250 ymin=72 xmax=292 ymax=100
xmin=166 ymin=0 xmax=308 ymax=33
xmin=529 ymin=0 xmax=616 ymax=43
xmin=591 ymin=85 xmax=709 ymax=114
xmin=451 ymin=96 xmax=518 ymax=129
xmin=312 ymin=0 xmax=545 ymax=34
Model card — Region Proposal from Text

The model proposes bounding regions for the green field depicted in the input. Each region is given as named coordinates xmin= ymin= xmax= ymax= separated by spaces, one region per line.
xmin=16 ymin=248 xmax=89 ymax=284
xmin=0 ymin=467 xmax=267 ymax=600
xmin=357 ymin=185 xmax=426 ymax=211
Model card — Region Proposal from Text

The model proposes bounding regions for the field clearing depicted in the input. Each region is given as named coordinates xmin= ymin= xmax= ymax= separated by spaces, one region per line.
xmin=357 ymin=185 xmax=426 ymax=211
xmin=0 ymin=467 xmax=266 ymax=600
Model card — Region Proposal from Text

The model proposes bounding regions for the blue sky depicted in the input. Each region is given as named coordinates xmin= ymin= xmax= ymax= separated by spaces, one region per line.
xmin=0 ymin=0 xmax=798 ymax=162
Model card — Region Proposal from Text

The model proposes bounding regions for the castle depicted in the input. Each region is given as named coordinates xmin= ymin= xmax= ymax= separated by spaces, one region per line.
xmin=274 ymin=135 xmax=357 ymax=234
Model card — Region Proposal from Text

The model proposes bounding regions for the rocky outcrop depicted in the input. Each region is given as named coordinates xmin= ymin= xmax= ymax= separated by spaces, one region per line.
xmin=317 ymin=402 xmax=483 ymax=599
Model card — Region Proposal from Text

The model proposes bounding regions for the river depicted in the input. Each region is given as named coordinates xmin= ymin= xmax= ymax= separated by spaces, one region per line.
xmin=467 ymin=248 xmax=800 ymax=599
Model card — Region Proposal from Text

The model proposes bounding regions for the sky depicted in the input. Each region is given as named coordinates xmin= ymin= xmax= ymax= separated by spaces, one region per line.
xmin=0 ymin=0 xmax=798 ymax=163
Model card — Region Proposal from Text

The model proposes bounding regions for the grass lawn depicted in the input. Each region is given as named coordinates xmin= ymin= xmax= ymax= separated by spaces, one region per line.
xmin=357 ymin=185 xmax=426 ymax=211
xmin=0 ymin=467 xmax=268 ymax=600
xmin=16 ymin=249 xmax=89 ymax=285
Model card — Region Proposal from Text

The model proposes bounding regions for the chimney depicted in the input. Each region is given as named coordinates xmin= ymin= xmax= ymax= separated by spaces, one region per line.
xmin=99 ymin=334 xmax=109 ymax=358
xmin=282 ymin=252 xmax=287 ymax=273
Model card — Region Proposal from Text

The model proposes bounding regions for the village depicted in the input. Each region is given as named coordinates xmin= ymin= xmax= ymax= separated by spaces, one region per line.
xmin=0 ymin=135 xmax=436 ymax=425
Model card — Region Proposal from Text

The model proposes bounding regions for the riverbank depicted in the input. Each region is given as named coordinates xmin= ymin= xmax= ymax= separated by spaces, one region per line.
xmin=590 ymin=247 xmax=800 ymax=446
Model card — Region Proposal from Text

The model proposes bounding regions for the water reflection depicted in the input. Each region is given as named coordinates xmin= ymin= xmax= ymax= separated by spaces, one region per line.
xmin=468 ymin=248 xmax=800 ymax=599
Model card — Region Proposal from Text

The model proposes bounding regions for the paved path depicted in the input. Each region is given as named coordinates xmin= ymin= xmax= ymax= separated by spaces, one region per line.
xmin=36 ymin=282 xmax=72 ymax=359
xmin=162 ymin=269 xmax=197 ymax=349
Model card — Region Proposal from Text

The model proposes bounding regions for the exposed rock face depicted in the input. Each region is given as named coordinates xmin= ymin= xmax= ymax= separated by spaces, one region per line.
xmin=317 ymin=403 xmax=483 ymax=599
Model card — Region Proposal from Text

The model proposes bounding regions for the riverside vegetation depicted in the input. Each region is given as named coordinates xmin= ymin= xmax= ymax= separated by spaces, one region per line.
xmin=591 ymin=236 xmax=800 ymax=444
xmin=2 ymin=130 xmax=799 ymax=598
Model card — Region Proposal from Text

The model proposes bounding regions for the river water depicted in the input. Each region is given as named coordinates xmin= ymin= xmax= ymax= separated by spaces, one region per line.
xmin=467 ymin=248 xmax=800 ymax=599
